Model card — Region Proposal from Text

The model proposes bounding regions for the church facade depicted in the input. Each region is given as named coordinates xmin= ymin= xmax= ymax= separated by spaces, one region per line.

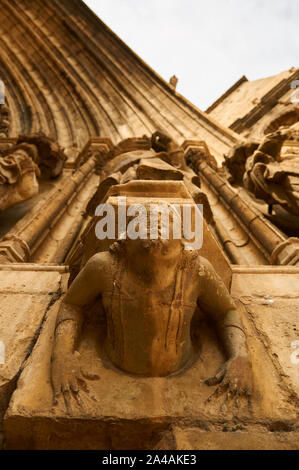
xmin=0 ymin=0 xmax=298 ymax=450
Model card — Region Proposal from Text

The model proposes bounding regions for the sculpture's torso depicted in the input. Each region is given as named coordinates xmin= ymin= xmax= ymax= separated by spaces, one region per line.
xmin=101 ymin=252 xmax=199 ymax=376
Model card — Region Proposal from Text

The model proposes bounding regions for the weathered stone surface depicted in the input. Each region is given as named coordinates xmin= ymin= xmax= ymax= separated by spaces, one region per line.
xmin=0 ymin=0 xmax=298 ymax=453
xmin=0 ymin=136 xmax=66 ymax=212
xmin=173 ymin=427 xmax=299 ymax=450
xmin=0 ymin=144 xmax=40 ymax=212
xmin=0 ymin=105 xmax=10 ymax=138
xmin=0 ymin=268 xmax=63 ymax=425
xmin=0 ymin=0 xmax=238 ymax=160
xmin=4 ymin=270 xmax=298 ymax=449
xmin=231 ymin=271 xmax=299 ymax=397
xmin=69 ymin=174 xmax=232 ymax=288
xmin=223 ymin=130 xmax=299 ymax=216
xmin=207 ymin=68 xmax=299 ymax=138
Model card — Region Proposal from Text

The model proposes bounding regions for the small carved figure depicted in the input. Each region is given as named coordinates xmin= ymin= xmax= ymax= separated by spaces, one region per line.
xmin=0 ymin=143 xmax=40 ymax=211
xmin=16 ymin=133 xmax=66 ymax=179
xmin=0 ymin=133 xmax=66 ymax=211
xmin=169 ymin=75 xmax=178 ymax=91
xmin=51 ymin=231 xmax=252 ymax=407
xmin=51 ymin=135 xmax=252 ymax=410
xmin=224 ymin=129 xmax=299 ymax=215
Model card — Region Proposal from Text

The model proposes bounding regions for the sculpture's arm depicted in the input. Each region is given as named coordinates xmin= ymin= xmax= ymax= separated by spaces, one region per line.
xmin=51 ymin=254 xmax=106 ymax=404
xmin=197 ymin=258 xmax=252 ymax=396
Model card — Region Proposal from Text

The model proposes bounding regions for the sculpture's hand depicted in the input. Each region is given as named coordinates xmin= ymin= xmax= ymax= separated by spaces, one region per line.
xmin=51 ymin=351 xmax=89 ymax=406
xmin=205 ymin=355 xmax=253 ymax=402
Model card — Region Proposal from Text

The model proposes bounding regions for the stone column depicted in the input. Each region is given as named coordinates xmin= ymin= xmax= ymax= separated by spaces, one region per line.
xmin=0 ymin=139 xmax=113 ymax=264
xmin=182 ymin=141 xmax=299 ymax=266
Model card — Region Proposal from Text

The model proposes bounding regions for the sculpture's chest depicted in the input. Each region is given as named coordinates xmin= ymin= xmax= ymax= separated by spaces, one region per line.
xmin=101 ymin=274 xmax=197 ymax=323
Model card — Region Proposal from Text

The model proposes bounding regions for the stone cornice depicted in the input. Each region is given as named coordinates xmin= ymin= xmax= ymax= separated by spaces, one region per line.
xmin=230 ymin=69 xmax=299 ymax=133
xmin=206 ymin=75 xmax=248 ymax=114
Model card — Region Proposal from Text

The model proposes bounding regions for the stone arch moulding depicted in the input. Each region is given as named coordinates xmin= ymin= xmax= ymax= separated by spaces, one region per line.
xmin=263 ymin=109 xmax=299 ymax=135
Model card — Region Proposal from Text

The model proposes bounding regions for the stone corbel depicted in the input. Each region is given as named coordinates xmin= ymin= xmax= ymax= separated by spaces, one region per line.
xmin=270 ymin=237 xmax=299 ymax=266
xmin=70 ymin=138 xmax=113 ymax=172
xmin=0 ymin=234 xmax=30 ymax=263
xmin=181 ymin=140 xmax=218 ymax=171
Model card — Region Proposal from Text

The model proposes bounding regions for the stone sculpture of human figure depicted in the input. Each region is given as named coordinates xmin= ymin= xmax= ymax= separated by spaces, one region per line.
xmin=51 ymin=215 xmax=252 ymax=407
xmin=0 ymin=143 xmax=40 ymax=211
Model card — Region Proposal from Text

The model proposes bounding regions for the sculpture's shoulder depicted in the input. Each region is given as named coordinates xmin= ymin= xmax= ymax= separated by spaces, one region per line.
xmin=197 ymin=255 xmax=221 ymax=283
xmin=181 ymin=251 xmax=212 ymax=285
xmin=85 ymin=250 xmax=113 ymax=275
xmin=179 ymin=252 xmax=224 ymax=301
xmin=180 ymin=251 xmax=214 ymax=274
xmin=72 ymin=250 xmax=116 ymax=295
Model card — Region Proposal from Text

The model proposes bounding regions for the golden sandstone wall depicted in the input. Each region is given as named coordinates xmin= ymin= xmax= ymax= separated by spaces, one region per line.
xmin=0 ymin=0 xmax=298 ymax=450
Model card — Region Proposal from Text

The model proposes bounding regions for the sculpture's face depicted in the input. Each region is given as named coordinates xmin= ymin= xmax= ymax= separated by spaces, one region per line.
xmin=124 ymin=237 xmax=183 ymax=261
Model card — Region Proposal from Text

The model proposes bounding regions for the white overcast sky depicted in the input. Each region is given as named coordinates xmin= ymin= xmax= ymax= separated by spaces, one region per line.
xmin=83 ymin=0 xmax=298 ymax=110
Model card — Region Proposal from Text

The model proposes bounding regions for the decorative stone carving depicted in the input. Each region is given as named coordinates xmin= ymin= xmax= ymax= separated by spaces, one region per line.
xmin=0 ymin=156 xmax=95 ymax=264
xmin=169 ymin=75 xmax=178 ymax=91
xmin=222 ymin=141 xmax=260 ymax=185
xmin=0 ymin=143 xmax=40 ymax=211
xmin=51 ymin=233 xmax=252 ymax=400
xmin=0 ymin=134 xmax=66 ymax=211
xmin=16 ymin=133 xmax=66 ymax=179
xmin=85 ymin=133 xmax=213 ymax=221
xmin=0 ymin=104 xmax=10 ymax=137
xmin=1 ymin=0 xmax=299 ymax=450
xmin=66 ymin=135 xmax=218 ymax=285
xmin=50 ymin=138 xmax=252 ymax=411
xmin=73 ymin=137 xmax=114 ymax=172
xmin=183 ymin=140 xmax=219 ymax=173
xmin=224 ymin=129 xmax=299 ymax=216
